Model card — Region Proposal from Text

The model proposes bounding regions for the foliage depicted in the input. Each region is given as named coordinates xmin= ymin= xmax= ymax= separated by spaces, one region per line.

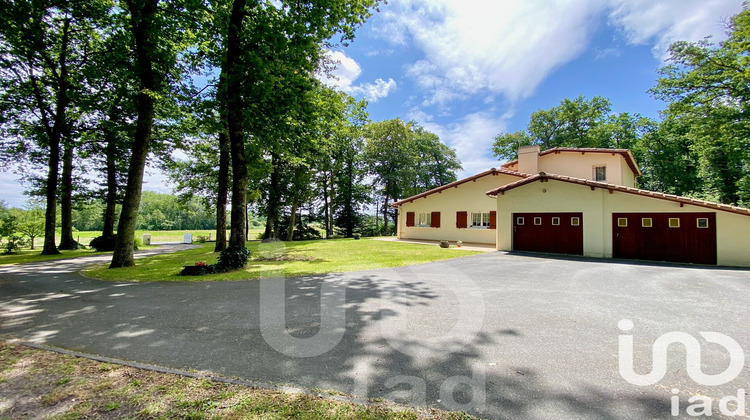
xmin=215 ymin=246 xmax=251 ymax=271
xmin=0 ymin=214 xmax=25 ymax=254
xmin=89 ymin=235 xmax=117 ymax=252
xmin=364 ymin=119 xmax=460 ymax=234
xmin=90 ymin=235 xmax=140 ymax=252
xmin=651 ymin=7 xmax=750 ymax=205
xmin=13 ymin=207 xmax=44 ymax=249
xmin=492 ymin=96 xmax=656 ymax=161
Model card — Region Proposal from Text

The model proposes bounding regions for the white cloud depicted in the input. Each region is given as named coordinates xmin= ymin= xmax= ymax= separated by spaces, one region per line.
xmin=321 ymin=50 xmax=397 ymax=102
xmin=377 ymin=0 xmax=608 ymax=104
xmin=408 ymin=109 xmax=513 ymax=178
xmin=375 ymin=0 xmax=742 ymax=106
xmin=608 ymin=0 xmax=743 ymax=59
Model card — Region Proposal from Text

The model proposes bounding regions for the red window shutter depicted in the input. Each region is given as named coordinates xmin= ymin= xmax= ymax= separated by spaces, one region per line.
xmin=489 ymin=211 xmax=497 ymax=230
xmin=431 ymin=212 xmax=441 ymax=228
xmin=406 ymin=212 xmax=415 ymax=227
xmin=456 ymin=211 xmax=468 ymax=229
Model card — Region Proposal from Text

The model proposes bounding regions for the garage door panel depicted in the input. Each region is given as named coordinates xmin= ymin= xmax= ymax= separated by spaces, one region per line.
xmin=613 ymin=213 xmax=716 ymax=265
xmin=513 ymin=212 xmax=583 ymax=255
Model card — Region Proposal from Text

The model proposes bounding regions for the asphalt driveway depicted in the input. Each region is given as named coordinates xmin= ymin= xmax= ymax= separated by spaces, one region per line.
xmin=1 ymin=248 xmax=748 ymax=419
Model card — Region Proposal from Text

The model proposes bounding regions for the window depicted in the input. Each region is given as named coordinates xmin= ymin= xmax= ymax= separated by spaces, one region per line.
xmin=516 ymin=217 xmax=525 ymax=225
xmin=668 ymin=218 xmax=680 ymax=228
xmin=534 ymin=217 xmax=542 ymax=225
xmin=617 ymin=218 xmax=628 ymax=227
xmin=417 ymin=212 xmax=431 ymax=227
xmin=571 ymin=217 xmax=580 ymax=226
xmin=594 ymin=166 xmax=607 ymax=182
xmin=471 ymin=212 xmax=490 ymax=228
xmin=642 ymin=218 xmax=653 ymax=228
xmin=697 ymin=218 xmax=709 ymax=228
xmin=551 ymin=217 xmax=560 ymax=226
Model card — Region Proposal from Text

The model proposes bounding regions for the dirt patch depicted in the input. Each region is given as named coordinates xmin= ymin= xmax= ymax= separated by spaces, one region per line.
xmin=0 ymin=341 xmax=472 ymax=419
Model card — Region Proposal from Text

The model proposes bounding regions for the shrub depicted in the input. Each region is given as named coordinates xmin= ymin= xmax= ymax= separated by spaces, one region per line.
xmin=216 ymin=246 xmax=251 ymax=271
xmin=3 ymin=234 xmax=25 ymax=254
xmin=439 ymin=240 xmax=450 ymax=248
xmin=353 ymin=233 xmax=361 ymax=240
xmin=90 ymin=235 xmax=117 ymax=252
xmin=195 ymin=235 xmax=208 ymax=243
xmin=90 ymin=235 xmax=142 ymax=252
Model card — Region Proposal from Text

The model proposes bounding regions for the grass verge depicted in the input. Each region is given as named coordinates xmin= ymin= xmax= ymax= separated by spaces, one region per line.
xmin=83 ymin=238 xmax=482 ymax=282
xmin=0 ymin=341 xmax=472 ymax=419
xmin=0 ymin=248 xmax=109 ymax=266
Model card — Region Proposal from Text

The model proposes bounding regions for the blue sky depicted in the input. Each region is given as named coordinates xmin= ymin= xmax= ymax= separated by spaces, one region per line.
xmin=0 ymin=0 xmax=744 ymax=208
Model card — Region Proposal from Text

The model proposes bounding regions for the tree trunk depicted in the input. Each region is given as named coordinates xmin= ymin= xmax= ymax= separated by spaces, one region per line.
xmin=343 ymin=158 xmax=355 ymax=237
xmin=328 ymin=170 xmax=334 ymax=237
xmin=58 ymin=139 xmax=76 ymax=249
xmin=110 ymin=0 xmax=159 ymax=268
xmin=39 ymin=19 xmax=72 ymax=255
xmin=286 ymin=200 xmax=299 ymax=241
xmin=214 ymin=71 xmax=229 ymax=252
xmin=214 ymin=132 xmax=229 ymax=251
xmin=102 ymin=111 xmax=119 ymax=238
xmin=322 ymin=175 xmax=330 ymax=239
xmin=226 ymin=0 xmax=249 ymax=250
xmin=382 ymin=184 xmax=390 ymax=235
xmin=263 ymin=152 xmax=279 ymax=240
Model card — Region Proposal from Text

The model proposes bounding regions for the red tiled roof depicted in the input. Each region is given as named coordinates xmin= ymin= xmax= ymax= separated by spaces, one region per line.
xmin=391 ymin=168 xmax=529 ymax=207
xmin=500 ymin=147 xmax=642 ymax=176
xmin=485 ymin=172 xmax=750 ymax=217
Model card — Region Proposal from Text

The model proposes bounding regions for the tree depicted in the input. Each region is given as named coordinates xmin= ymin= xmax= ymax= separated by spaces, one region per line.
xmin=110 ymin=0 xmax=199 ymax=267
xmin=221 ymin=0 xmax=381 ymax=250
xmin=15 ymin=207 xmax=45 ymax=249
xmin=651 ymin=7 xmax=750 ymax=205
xmin=491 ymin=96 xmax=651 ymax=161
xmin=0 ymin=0 xmax=103 ymax=255
xmin=364 ymin=118 xmax=414 ymax=233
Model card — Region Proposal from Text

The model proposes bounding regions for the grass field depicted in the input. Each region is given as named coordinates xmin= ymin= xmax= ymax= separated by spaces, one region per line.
xmin=0 ymin=342 xmax=472 ymax=419
xmin=0 ymin=229 xmax=265 ymax=266
xmin=84 ymin=238 xmax=482 ymax=282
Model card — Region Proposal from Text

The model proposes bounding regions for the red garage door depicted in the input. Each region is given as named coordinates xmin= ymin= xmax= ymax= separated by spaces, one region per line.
xmin=612 ymin=213 xmax=717 ymax=265
xmin=513 ymin=212 xmax=583 ymax=255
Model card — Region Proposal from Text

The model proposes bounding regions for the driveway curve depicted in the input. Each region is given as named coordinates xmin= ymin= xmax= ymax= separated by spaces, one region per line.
xmin=1 ymin=249 xmax=748 ymax=419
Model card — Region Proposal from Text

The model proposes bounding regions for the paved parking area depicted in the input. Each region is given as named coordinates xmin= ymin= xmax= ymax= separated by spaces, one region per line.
xmin=1 ymin=250 xmax=748 ymax=419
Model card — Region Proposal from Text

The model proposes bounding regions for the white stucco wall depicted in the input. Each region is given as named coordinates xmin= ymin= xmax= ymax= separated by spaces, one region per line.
xmin=397 ymin=173 xmax=522 ymax=244
xmin=539 ymin=152 xmax=628 ymax=186
xmin=503 ymin=151 xmax=638 ymax=187
xmin=495 ymin=179 xmax=750 ymax=267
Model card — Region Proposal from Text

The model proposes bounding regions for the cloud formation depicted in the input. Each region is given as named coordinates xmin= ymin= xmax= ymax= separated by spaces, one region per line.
xmin=609 ymin=0 xmax=742 ymax=59
xmin=322 ymin=50 xmax=397 ymax=103
xmin=376 ymin=0 xmax=743 ymax=106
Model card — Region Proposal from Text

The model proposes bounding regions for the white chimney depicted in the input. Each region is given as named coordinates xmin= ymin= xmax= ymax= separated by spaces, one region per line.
xmin=518 ymin=145 xmax=540 ymax=174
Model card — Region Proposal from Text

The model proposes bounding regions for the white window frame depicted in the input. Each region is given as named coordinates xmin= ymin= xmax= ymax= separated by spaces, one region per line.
xmin=516 ymin=216 xmax=525 ymax=226
xmin=416 ymin=212 xmax=431 ymax=228
xmin=697 ymin=218 xmax=709 ymax=229
xmin=571 ymin=217 xmax=581 ymax=226
xmin=551 ymin=217 xmax=560 ymax=226
xmin=470 ymin=212 xmax=491 ymax=229
xmin=534 ymin=217 xmax=542 ymax=225
xmin=668 ymin=218 xmax=680 ymax=228
xmin=617 ymin=218 xmax=628 ymax=227
xmin=593 ymin=165 xmax=607 ymax=182
xmin=642 ymin=218 xmax=653 ymax=228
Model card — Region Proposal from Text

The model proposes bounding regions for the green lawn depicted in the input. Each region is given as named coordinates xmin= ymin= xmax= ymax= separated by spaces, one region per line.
xmin=0 ymin=229 xmax=264 ymax=266
xmin=84 ymin=238 xmax=481 ymax=282
xmin=0 ymin=248 xmax=109 ymax=266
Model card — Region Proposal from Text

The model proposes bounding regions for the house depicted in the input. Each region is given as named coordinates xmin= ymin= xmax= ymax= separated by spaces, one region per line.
xmin=393 ymin=145 xmax=750 ymax=267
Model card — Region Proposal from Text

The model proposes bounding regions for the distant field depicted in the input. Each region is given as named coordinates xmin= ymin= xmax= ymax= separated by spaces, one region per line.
xmin=73 ymin=229 xmax=265 ymax=245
